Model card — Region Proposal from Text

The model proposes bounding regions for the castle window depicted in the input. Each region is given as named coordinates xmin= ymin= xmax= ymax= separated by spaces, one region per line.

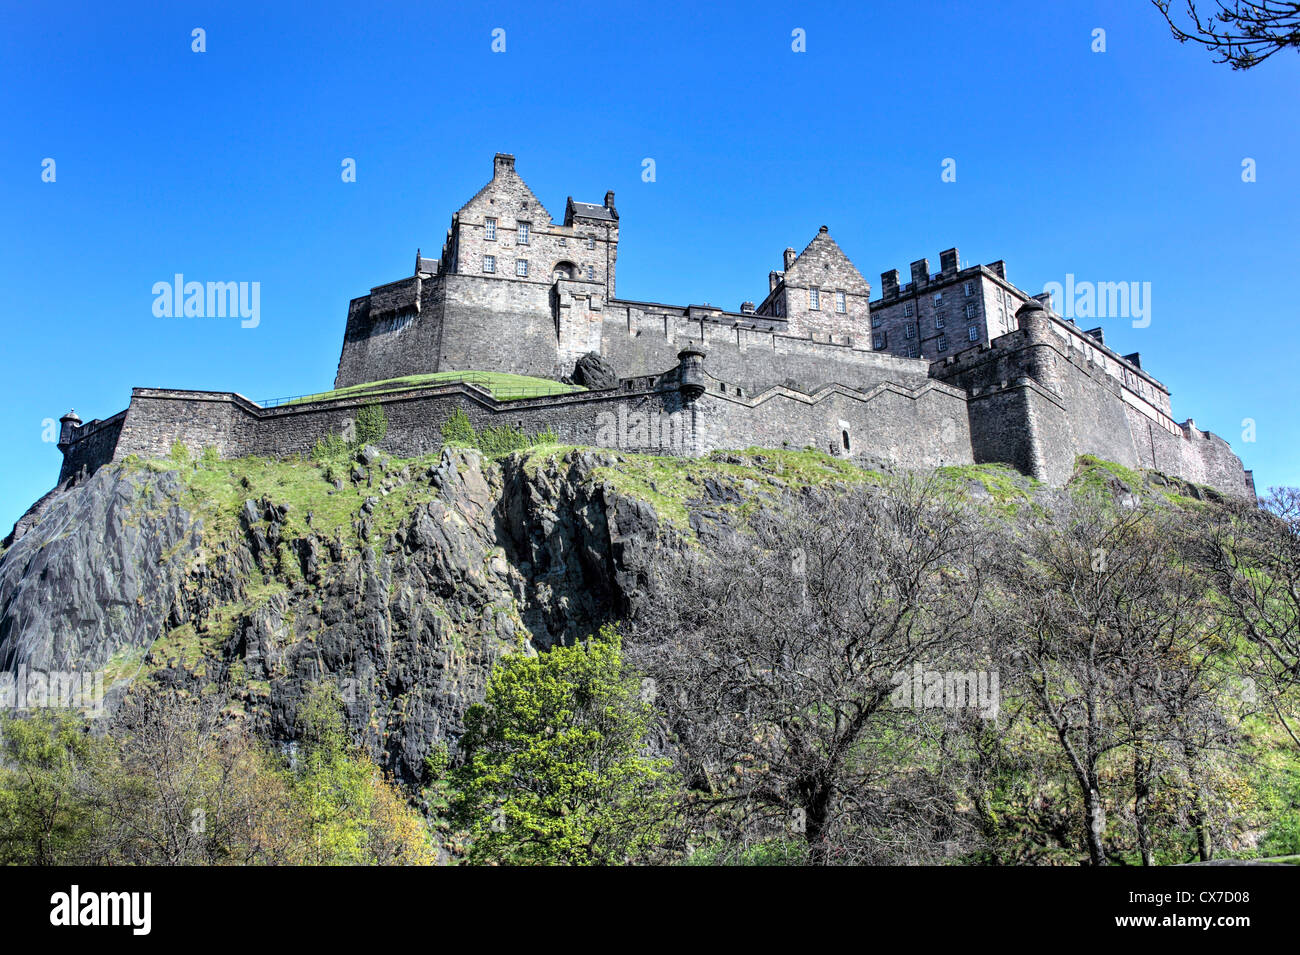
xmin=835 ymin=291 xmax=846 ymax=313
xmin=809 ymin=288 xmax=820 ymax=310
xmin=587 ymin=265 xmax=595 ymax=280
xmin=873 ymin=332 xmax=885 ymax=350
xmin=559 ymin=237 xmax=567 ymax=247
xmin=935 ymin=313 xmax=944 ymax=329
xmin=903 ymin=303 xmax=914 ymax=317
xmin=587 ymin=235 xmax=596 ymax=250
xmin=871 ymin=314 xmax=881 ymax=328
xmin=483 ymin=255 xmax=496 ymax=273
xmin=910 ymin=344 xmax=921 ymax=358
xmin=517 ymin=222 xmax=530 ymax=245
xmin=933 ymin=292 xmax=943 ymax=305
xmin=968 ymin=324 xmax=980 ymax=342
xmin=966 ymin=303 xmax=977 ymax=319
xmin=842 ymin=430 xmax=851 ymax=452
xmin=905 ymin=322 xmax=915 ymax=339
xmin=964 ymin=281 xmax=974 ymax=297
xmin=937 ymin=335 xmax=948 ymax=352
xmin=515 ymin=258 xmax=528 ymax=277
xmin=485 ymin=218 xmax=497 ymax=241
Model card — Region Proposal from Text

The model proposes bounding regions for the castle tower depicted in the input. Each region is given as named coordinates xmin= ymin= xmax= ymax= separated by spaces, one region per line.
xmin=756 ymin=226 xmax=871 ymax=341
xmin=57 ymin=409 xmax=81 ymax=450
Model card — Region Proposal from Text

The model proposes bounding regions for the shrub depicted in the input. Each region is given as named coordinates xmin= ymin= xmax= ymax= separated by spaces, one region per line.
xmin=311 ymin=432 xmax=349 ymax=462
xmin=439 ymin=408 xmax=557 ymax=457
xmin=355 ymin=403 xmax=388 ymax=447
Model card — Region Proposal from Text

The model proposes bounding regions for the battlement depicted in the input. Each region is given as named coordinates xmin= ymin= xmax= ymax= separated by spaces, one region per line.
xmin=45 ymin=152 xmax=1252 ymax=513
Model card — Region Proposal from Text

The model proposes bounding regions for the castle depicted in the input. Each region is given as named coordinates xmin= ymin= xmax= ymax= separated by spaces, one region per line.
xmin=47 ymin=153 xmax=1253 ymax=521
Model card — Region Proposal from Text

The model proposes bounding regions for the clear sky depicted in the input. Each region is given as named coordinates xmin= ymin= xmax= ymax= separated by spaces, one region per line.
xmin=2 ymin=0 xmax=1297 ymax=532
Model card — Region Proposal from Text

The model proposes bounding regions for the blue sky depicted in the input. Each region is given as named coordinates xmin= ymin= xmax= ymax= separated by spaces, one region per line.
xmin=2 ymin=0 xmax=1297 ymax=531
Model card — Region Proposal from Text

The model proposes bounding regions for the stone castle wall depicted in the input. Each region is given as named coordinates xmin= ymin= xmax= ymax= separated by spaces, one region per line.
xmin=57 ymin=356 xmax=975 ymax=486
xmin=53 ymin=154 xmax=1254 ymax=506
xmin=933 ymin=305 xmax=1250 ymax=495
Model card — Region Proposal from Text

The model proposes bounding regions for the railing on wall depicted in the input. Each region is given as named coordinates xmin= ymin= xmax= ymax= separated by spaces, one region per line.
xmin=256 ymin=372 xmax=581 ymax=408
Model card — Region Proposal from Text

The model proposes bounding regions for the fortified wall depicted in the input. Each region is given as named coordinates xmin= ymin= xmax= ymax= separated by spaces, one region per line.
xmin=41 ymin=153 xmax=1254 ymax=530
xmin=52 ymin=349 xmax=972 ymax=488
xmin=934 ymin=301 xmax=1248 ymax=492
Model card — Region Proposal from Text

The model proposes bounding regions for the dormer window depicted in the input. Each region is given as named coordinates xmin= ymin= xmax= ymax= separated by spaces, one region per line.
xmin=517 ymin=222 xmax=530 ymax=245
xmin=485 ymin=217 xmax=497 ymax=241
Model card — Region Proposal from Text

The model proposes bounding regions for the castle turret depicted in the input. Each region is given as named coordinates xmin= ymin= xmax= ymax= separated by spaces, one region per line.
xmin=57 ymin=409 xmax=81 ymax=450
xmin=677 ymin=346 xmax=707 ymax=401
xmin=1015 ymin=297 xmax=1053 ymax=336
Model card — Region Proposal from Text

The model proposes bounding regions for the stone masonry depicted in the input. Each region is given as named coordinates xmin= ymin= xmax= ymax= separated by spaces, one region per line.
xmin=48 ymin=153 xmax=1254 ymax=511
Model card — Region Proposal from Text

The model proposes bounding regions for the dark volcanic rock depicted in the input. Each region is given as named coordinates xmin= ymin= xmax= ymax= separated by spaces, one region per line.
xmin=570 ymin=352 xmax=620 ymax=390
xmin=0 ymin=448 xmax=676 ymax=784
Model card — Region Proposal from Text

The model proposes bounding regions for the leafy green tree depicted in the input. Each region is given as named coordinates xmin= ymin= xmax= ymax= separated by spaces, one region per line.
xmin=453 ymin=627 xmax=674 ymax=865
xmin=292 ymin=682 xmax=433 ymax=864
xmin=0 ymin=711 xmax=107 ymax=865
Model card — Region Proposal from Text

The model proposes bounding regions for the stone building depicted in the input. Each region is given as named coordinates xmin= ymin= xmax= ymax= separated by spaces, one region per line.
xmin=46 ymin=152 xmax=1254 ymax=516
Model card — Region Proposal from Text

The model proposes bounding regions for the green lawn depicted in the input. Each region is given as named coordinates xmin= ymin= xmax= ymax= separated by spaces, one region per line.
xmin=277 ymin=371 xmax=584 ymax=406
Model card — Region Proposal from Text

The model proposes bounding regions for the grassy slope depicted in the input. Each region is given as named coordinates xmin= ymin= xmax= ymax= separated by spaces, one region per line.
xmin=280 ymin=371 xmax=584 ymax=405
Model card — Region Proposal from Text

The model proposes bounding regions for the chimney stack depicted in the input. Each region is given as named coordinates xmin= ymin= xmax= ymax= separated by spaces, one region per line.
xmin=881 ymin=269 xmax=900 ymax=298
xmin=939 ymin=248 xmax=959 ymax=276
xmin=910 ymin=258 xmax=930 ymax=287
xmin=783 ymin=248 xmax=797 ymax=270
xmin=493 ymin=152 xmax=515 ymax=177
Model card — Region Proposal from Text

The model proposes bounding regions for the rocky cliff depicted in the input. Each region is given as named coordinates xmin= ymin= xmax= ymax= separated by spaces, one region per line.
xmin=1 ymin=443 xmax=1230 ymax=786
xmin=0 ymin=445 xmax=679 ymax=783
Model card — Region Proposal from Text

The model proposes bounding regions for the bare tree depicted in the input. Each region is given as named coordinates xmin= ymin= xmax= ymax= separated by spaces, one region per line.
xmin=1153 ymin=1 xmax=1300 ymax=68
xmin=85 ymin=691 xmax=299 ymax=864
xmin=1204 ymin=487 xmax=1300 ymax=750
xmin=628 ymin=476 xmax=994 ymax=864
xmin=1000 ymin=494 xmax=1228 ymax=865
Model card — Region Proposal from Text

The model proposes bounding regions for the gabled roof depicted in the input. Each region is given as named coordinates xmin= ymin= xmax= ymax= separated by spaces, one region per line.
xmin=781 ymin=226 xmax=871 ymax=295
xmin=455 ymin=154 xmax=556 ymax=224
